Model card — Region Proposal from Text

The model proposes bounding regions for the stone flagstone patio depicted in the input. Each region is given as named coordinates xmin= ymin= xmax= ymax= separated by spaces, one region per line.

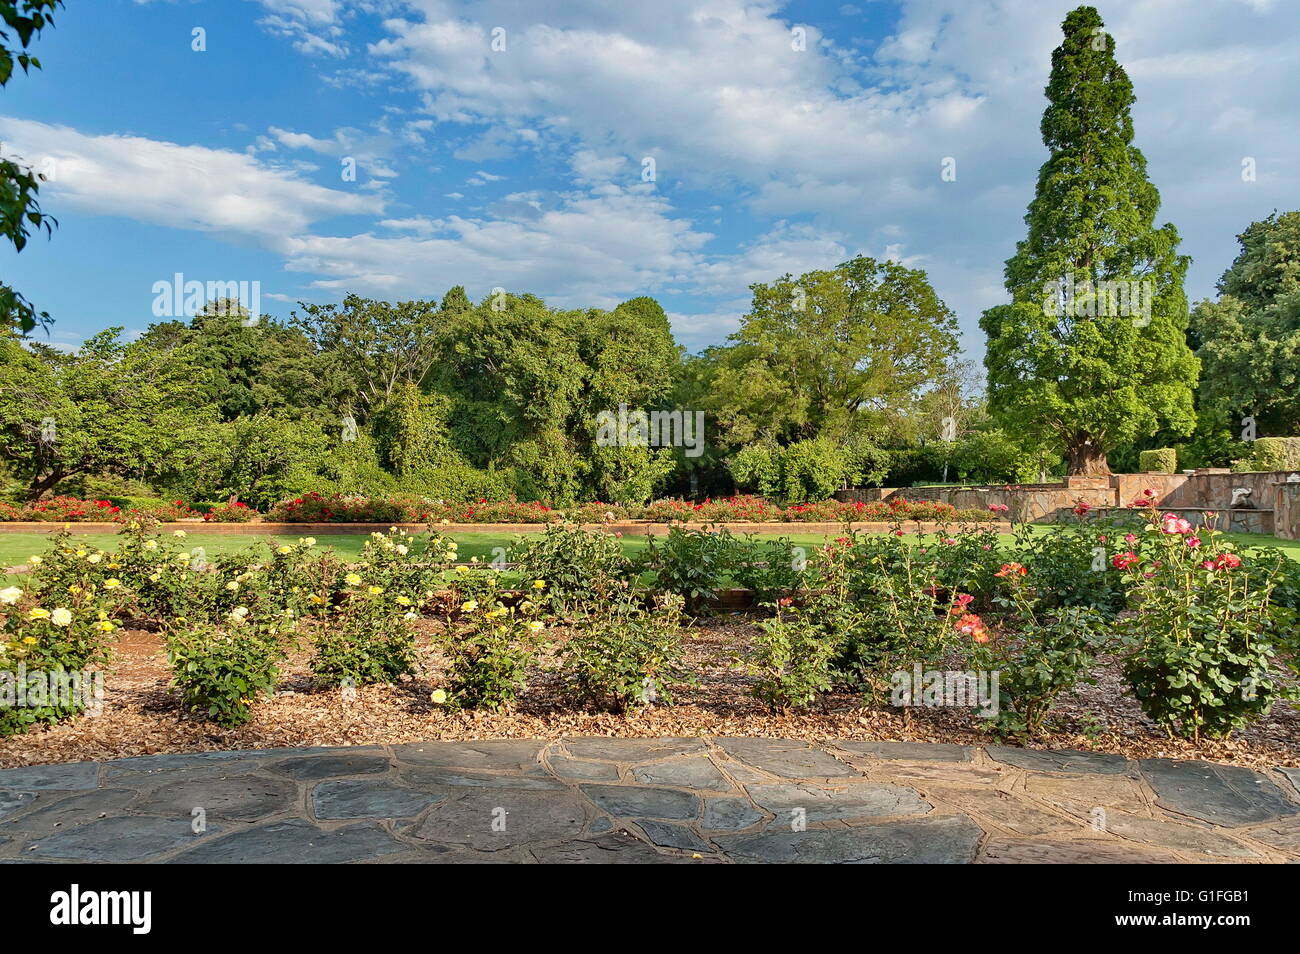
xmin=2 ymin=738 xmax=1298 ymax=863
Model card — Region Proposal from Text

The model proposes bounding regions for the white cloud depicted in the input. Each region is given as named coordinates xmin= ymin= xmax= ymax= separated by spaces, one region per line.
xmin=279 ymin=185 xmax=710 ymax=308
xmin=366 ymin=0 xmax=1300 ymax=347
xmin=0 ymin=117 xmax=381 ymax=240
xmin=254 ymin=0 xmax=348 ymax=57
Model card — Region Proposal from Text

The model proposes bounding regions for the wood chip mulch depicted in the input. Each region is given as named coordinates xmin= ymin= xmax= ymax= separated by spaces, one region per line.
xmin=2 ymin=614 xmax=1297 ymax=770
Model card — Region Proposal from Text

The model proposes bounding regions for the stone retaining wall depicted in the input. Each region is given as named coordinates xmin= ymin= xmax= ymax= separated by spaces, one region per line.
xmin=840 ymin=470 xmax=1300 ymax=533
xmin=1275 ymin=483 xmax=1300 ymax=540
xmin=1091 ymin=507 xmax=1275 ymax=535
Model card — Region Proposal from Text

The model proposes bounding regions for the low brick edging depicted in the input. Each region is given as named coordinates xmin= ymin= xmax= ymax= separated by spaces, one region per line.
xmin=0 ymin=519 xmax=1012 ymax=536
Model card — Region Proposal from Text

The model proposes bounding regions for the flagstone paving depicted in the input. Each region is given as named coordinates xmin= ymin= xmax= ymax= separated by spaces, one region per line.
xmin=1 ymin=738 xmax=1297 ymax=864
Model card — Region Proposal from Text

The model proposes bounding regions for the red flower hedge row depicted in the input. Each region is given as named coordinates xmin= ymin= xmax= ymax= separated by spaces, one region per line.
xmin=264 ymin=492 xmax=996 ymax=524
xmin=0 ymin=497 xmax=199 ymax=522
xmin=1 ymin=492 xmax=998 ymax=524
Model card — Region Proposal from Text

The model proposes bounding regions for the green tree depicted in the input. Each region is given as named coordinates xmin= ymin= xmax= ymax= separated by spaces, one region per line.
xmin=0 ymin=329 xmax=212 ymax=499
xmin=1191 ymin=211 xmax=1300 ymax=436
xmin=703 ymin=255 xmax=959 ymax=448
xmin=139 ymin=299 xmax=351 ymax=424
xmin=980 ymin=5 xmax=1197 ymax=475
xmin=369 ymin=380 xmax=461 ymax=477
xmin=1 ymin=0 xmax=62 ymax=332
xmin=184 ymin=413 xmax=328 ymax=508
xmin=428 ymin=292 xmax=681 ymax=503
xmin=292 ymin=294 xmax=442 ymax=419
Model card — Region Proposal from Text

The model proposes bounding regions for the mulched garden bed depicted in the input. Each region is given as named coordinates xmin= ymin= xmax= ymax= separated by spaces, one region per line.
xmin=3 ymin=614 xmax=1297 ymax=771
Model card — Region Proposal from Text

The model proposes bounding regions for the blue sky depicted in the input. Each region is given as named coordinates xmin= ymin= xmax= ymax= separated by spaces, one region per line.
xmin=2 ymin=0 xmax=1298 ymax=356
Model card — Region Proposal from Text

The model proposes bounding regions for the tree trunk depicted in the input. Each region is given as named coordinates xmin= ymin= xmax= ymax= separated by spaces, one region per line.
xmin=1066 ymin=436 xmax=1110 ymax=476
xmin=27 ymin=469 xmax=65 ymax=502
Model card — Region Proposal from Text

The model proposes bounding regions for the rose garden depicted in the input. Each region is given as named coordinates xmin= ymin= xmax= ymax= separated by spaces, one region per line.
xmin=2 ymin=5 xmax=1299 ymax=866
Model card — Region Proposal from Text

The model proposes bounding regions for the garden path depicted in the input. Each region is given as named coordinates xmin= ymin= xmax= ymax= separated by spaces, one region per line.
xmin=2 ymin=738 xmax=1297 ymax=863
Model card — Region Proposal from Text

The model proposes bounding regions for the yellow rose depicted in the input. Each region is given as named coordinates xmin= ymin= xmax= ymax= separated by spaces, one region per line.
xmin=430 ymin=689 xmax=448 ymax=705
xmin=28 ymin=607 xmax=50 ymax=620
xmin=395 ymin=596 xmax=411 ymax=606
xmin=368 ymin=585 xmax=383 ymax=595
xmin=173 ymin=529 xmax=187 ymax=538
xmin=532 ymin=580 xmax=546 ymax=590
xmin=22 ymin=636 xmax=37 ymax=645
xmin=277 ymin=546 xmax=292 ymax=555
xmin=103 ymin=578 xmax=121 ymax=589
xmin=460 ymin=600 xmax=478 ymax=612
xmin=454 ymin=565 xmax=469 ymax=574
xmin=27 ymin=555 xmax=41 ymax=565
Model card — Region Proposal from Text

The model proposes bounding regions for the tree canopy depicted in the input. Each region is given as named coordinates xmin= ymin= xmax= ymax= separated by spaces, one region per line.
xmin=980 ymin=5 xmax=1198 ymax=475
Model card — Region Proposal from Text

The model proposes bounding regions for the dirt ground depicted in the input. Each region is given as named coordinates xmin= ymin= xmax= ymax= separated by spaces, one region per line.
xmin=2 ymin=613 xmax=1298 ymax=770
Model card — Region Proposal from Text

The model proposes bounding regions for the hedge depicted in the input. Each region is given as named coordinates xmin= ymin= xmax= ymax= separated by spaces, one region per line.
xmin=1232 ymin=437 xmax=1300 ymax=473
xmin=1137 ymin=448 xmax=1177 ymax=473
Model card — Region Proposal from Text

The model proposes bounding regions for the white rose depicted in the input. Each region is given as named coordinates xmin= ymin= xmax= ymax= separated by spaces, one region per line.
xmin=51 ymin=607 xmax=73 ymax=627
xmin=0 ymin=586 xmax=23 ymax=606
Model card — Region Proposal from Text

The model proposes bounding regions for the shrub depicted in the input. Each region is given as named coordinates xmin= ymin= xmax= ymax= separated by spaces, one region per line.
xmin=778 ymin=438 xmax=854 ymax=504
xmin=728 ymin=443 xmax=781 ymax=498
xmin=951 ymin=428 xmax=1051 ymax=484
xmin=970 ymin=570 xmax=1107 ymax=737
xmin=0 ymin=590 xmax=116 ymax=736
xmin=269 ymin=492 xmax=414 ymax=523
xmin=19 ymin=497 xmax=120 ymax=521
xmin=354 ymin=528 xmax=456 ymax=606
xmin=510 ymin=523 xmax=632 ymax=615
xmin=1013 ymin=518 xmax=1132 ymax=616
xmin=203 ymin=501 xmax=257 ymax=523
xmin=438 ymin=597 xmax=546 ymax=709
xmin=1117 ymin=511 xmax=1286 ymax=739
xmin=253 ymin=537 xmax=344 ymax=618
xmin=922 ymin=526 xmax=1007 ymax=608
xmin=165 ymin=616 xmax=291 ymax=727
xmin=1137 ymin=448 xmax=1177 ymax=473
xmin=1232 ymin=436 xmax=1300 ymax=472
xmin=836 ymin=533 xmax=963 ymax=694
xmin=310 ymin=585 xmax=419 ymax=687
xmin=560 ymin=591 xmax=690 ymax=711
xmin=749 ymin=602 xmax=838 ymax=711
xmin=638 ymin=525 xmax=734 ymax=613
xmin=641 ymin=495 xmax=781 ymax=523
xmin=406 ymin=463 xmax=520 ymax=502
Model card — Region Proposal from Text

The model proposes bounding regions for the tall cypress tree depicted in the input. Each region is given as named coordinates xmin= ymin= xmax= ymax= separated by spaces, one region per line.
xmin=980 ymin=5 xmax=1197 ymax=475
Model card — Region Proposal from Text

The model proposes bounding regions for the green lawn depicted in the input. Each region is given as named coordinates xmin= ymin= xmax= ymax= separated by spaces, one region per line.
xmin=3 ymin=525 xmax=1297 ymax=579
xmin=0 ymin=528 xmax=838 ymax=570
